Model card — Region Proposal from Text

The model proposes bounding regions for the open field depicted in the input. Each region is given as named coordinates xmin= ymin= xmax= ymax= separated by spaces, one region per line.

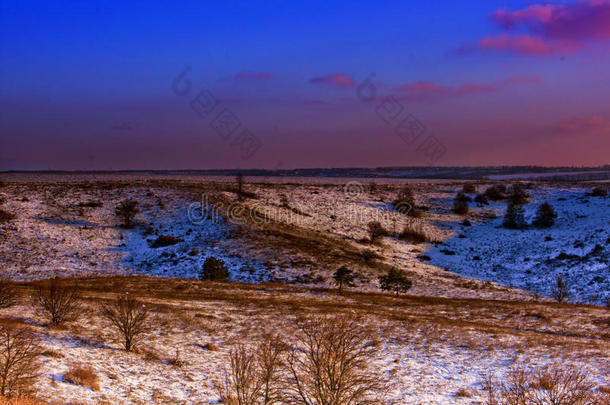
xmin=0 ymin=175 xmax=608 ymax=404
xmin=2 ymin=277 xmax=609 ymax=404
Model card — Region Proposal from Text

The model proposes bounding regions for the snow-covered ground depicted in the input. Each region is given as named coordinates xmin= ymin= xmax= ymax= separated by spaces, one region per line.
xmin=427 ymin=188 xmax=610 ymax=304
xmin=120 ymin=205 xmax=267 ymax=282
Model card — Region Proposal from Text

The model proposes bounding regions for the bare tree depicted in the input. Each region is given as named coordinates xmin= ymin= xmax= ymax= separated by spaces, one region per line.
xmin=101 ymin=295 xmax=149 ymax=351
xmin=115 ymin=199 xmax=138 ymax=229
xmin=236 ymin=173 xmax=244 ymax=201
xmin=552 ymin=275 xmax=569 ymax=303
xmin=216 ymin=334 xmax=285 ymax=405
xmin=0 ymin=277 xmax=17 ymax=310
xmin=284 ymin=315 xmax=386 ymax=405
xmin=0 ymin=322 xmax=41 ymax=398
xmin=35 ymin=277 xmax=80 ymax=326
xmin=256 ymin=334 xmax=285 ymax=405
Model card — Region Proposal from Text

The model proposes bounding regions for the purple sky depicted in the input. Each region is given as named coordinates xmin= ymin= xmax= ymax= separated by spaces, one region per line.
xmin=1 ymin=0 xmax=609 ymax=170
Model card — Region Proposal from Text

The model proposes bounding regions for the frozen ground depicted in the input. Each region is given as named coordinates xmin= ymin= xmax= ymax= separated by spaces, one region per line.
xmin=4 ymin=279 xmax=609 ymax=405
xmin=121 ymin=206 xmax=267 ymax=282
xmin=428 ymin=188 xmax=610 ymax=304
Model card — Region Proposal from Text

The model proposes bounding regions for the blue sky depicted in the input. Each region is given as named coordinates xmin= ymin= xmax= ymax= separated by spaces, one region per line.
xmin=1 ymin=0 xmax=609 ymax=169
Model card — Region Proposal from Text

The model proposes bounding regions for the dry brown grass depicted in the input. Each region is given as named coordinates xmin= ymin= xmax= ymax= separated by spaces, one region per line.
xmin=0 ymin=397 xmax=47 ymax=405
xmin=63 ymin=365 xmax=100 ymax=391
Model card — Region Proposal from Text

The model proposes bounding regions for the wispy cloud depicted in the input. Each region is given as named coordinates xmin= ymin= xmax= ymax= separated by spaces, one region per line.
xmin=397 ymin=76 xmax=541 ymax=100
xmin=309 ymin=73 xmax=356 ymax=89
xmin=234 ymin=71 xmax=272 ymax=80
xmin=550 ymin=114 xmax=610 ymax=135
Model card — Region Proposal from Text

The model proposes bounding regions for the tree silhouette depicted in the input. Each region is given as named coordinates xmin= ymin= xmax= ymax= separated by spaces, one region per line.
xmin=333 ymin=266 xmax=355 ymax=295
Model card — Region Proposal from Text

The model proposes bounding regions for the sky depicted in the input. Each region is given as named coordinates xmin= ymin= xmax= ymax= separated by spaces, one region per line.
xmin=1 ymin=0 xmax=610 ymax=170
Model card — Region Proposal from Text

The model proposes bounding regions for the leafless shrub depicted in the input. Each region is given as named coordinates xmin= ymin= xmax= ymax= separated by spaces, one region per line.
xmin=0 ymin=322 xmax=41 ymax=398
xmin=484 ymin=363 xmax=596 ymax=405
xmin=35 ymin=278 xmax=80 ymax=326
xmin=551 ymin=275 xmax=570 ymax=303
xmin=101 ymin=295 xmax=149 ymax=351
xmin=284 ymin=315 xmax=387 ymax=405
xmin=399 ymin=221 xmax=430 ymax=244
xmin=216 ymin=334 xmax=285 ymax=405
xmin=167 ymin=348 xmax=184 ymax=368
xmin=367 ymin=221 xmax=386 ymax=244
xmin=63 ymin=364 xmax=99 ymax=391
xmin=115 ymin=199 xmax=138 ymax=229
xmin=0 ymin=278 xmax=17 ymax=310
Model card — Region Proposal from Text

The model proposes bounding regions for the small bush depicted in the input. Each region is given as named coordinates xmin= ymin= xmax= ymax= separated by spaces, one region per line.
xmin=63 ymin=365 xmax=99 ymax=391
xmin=462 ymin=184 xmax=476 ymax=194
xmin=0 ymin=210 xmax=15 ymax=223
xmin=77 ymin=201 xmax=102 ymax=208
xmin=484 ymin=185 xmax=508 ymax=201
xmin=590 ymin=186 xmax=608 ymax=197
xmin=367 ymin=221 xmax=386 ymax=243
xmin=503 ymin=203 xmax=527 ymax=230
xmin=552 ymin=275 xmax=569 ymax=303
xmin=359 ymin=249 xmax=380 ymax=264
xmin=509 ymin=184 xmax=529 ymax=205
xmin=453 ymin=192 xmax=470 ymax=215
xmin=150 ymin=235 xmax=183 ymax=248
xmin=201 ymin=257 xmax=230 ymax=281
xmin=393 ymin=186 xmax=421 ymax=217
xmin=484 ymin=362 xmax=596 ymax=405
xmin=533 ymin=202 xmax=557 ymax=228
xmin=399 ymin=221 xmax=429 ymax=244
xmin=379 ymin=268 xmax=412 ymax=297
xmin=474 ymin=194 xmax=489 ymax=206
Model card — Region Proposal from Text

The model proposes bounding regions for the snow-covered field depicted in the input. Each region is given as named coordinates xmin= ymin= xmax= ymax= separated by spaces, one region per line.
xmin=0 ymin=177 xmax=609 ymax=404
xmin=5 ymin=280 xmax=609 ymax=405
xmin=428 ymin=188 xmax=610 ymax=304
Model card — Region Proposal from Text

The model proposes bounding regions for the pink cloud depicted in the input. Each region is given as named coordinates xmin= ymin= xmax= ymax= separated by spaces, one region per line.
xmin=491 ymin=5 xmax=556 ymax=29
xmin=234 ymin=71 xmax=272 ymax=80
xmin=309 ymin=73 xmax=356 ymax=89
xmin=552 ymin=114 xmax=610 ymax=134
xmin=479 ymin=1 xmax=610 ymax=56
xmin=478 ymin=34 xmax=558 ymax=55
xmin=398 ymin=75 xmax=540 ymax=99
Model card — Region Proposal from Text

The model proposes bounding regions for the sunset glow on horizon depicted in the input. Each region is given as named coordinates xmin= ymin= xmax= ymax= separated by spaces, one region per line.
xmin=1 ymin=1 xmax=610 ymax=170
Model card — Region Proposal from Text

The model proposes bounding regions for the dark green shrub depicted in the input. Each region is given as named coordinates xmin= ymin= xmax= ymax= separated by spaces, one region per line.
xmin=509 ymin=184 xmax=529 ymax=205
xmin=333 ymin=266 xmax=355 ymax=295
xmin=590 ymin=187 xmax=608 ymax=197
xmin=484 ymin=185 xmax=507 ymax=201
xmin=201 ymin=257 xmax=230 ymax=281
xmin=533 ymin=202 xmax=557 ymax=228
xmin=503 ymin=203 xmax=527 ymax=230
xmin=379 ymin=268 xmax=412 ymax=297
xmin=453 ymin=192 xmax=470 ymax=215
xmin=474 ymin=194 xmax=489 ymax=206
xmin=462 ymin=184 xmax=476 ymax=194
